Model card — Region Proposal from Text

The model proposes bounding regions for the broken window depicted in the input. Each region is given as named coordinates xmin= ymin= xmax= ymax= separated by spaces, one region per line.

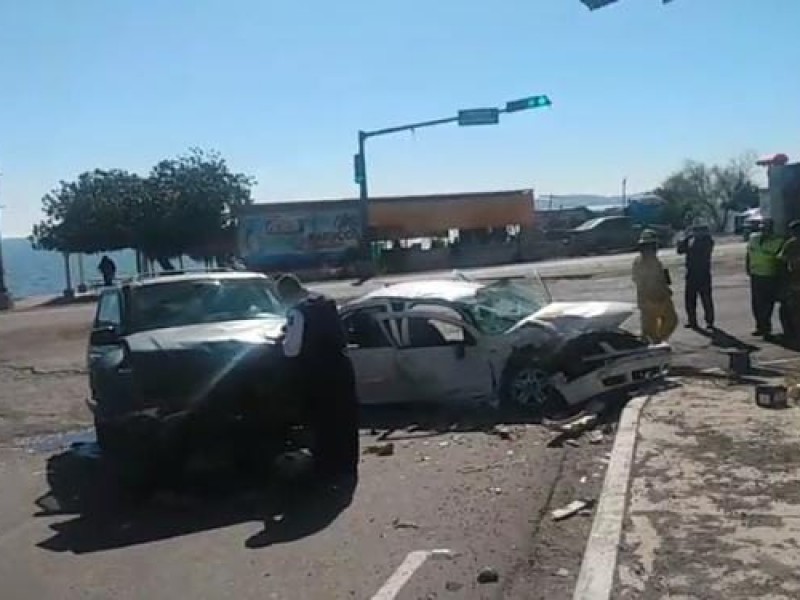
xmin=342 ymin=308 xmax=392 ymax=348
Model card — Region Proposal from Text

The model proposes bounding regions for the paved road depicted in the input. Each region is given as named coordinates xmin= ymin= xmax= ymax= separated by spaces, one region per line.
xmin=1 ymin=242 xmax=797 ymax=599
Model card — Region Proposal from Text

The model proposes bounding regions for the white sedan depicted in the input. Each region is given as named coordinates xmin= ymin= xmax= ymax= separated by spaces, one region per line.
xmin=340 ymin=275 xmax=670 ymax=415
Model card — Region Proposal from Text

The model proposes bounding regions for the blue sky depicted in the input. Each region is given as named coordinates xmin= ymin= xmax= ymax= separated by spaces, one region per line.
xmin=1 ymin=0 xmax=799 ymax=237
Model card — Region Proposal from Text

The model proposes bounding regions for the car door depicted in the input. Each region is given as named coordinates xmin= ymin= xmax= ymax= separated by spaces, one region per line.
xmin=390 ymin=304 xmax=495 ymax=405
xmin=87 ymin=289 xmax=131 ymax=413
xmin=340 ymin=305 xmax=406 ymax=405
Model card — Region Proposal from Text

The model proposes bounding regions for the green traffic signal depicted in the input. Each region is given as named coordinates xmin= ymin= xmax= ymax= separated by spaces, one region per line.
xmin=505 ymin=95 xmax=552 ymax=112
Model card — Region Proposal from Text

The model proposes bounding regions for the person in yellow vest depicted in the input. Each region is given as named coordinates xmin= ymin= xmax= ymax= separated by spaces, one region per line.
xmin=632 ymin=229 xmax=678 ymax=343
xmin=778 ymin=220 xmax=800 ymax=345
xmin=746 ymin=218 xmax=784 ymax=336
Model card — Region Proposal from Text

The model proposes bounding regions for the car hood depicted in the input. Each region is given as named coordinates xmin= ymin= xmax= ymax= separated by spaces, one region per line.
xmin=521 ymin=301 xmax=635 ymax=332
xmin=124 ymin=317 xmax=286 ymax=353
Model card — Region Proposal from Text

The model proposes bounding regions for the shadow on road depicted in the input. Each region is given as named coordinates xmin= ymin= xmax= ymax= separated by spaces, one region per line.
xmin=34 ymin=444 xmax=355 ymax=555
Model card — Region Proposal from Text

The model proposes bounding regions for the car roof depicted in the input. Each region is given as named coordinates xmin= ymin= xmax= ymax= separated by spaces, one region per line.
xmin=123 ymin=271 xmax=270 ymax=289
xmin=359 ymin=279 xmax=483 ymax=303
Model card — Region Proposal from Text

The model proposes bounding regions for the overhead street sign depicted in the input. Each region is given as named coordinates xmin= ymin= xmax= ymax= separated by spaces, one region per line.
xmin=457 ymin=108 xmax=500 ymax=127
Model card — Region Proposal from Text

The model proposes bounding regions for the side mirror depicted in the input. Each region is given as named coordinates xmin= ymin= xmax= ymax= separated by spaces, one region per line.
xmin=90 ymin=325 xmax=120 ymax=346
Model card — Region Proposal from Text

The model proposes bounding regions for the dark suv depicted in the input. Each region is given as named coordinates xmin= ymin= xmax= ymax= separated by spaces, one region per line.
xmin=562 ymin=216 xmax=673 ymax=256
xmin=87 ymin=271 xmax=294 ymax=474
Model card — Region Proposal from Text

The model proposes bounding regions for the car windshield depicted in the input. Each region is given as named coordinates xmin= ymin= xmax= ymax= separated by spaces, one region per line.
xmin=130 ymin=278 xmax=283 ymax=332
xmin=462 ymin=279 xmax=549 ymax=335
xmin=574 ymin=218 xmax=604 ymax=231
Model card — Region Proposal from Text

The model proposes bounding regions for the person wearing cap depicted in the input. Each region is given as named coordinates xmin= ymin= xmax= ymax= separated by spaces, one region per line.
xmin=632 ymin=229 xmax=678 ymax=343
xmin=276 ymin=274 xmax=359 ymax=482
xmin=746 ymin=218 xmax=784 ymax=336
xmin=676 ymin=223 xmax=715 ymax=329
xmin=778 ymin=220 xmax=800 ymax=344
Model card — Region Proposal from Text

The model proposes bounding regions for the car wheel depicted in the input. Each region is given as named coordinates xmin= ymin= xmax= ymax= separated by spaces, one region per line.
xmin=500 ymin=355 xmax=570 ymax=418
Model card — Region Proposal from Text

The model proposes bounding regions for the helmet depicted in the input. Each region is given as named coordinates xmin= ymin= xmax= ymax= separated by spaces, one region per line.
xmin=637 ymin=229 xmax=659 ymax=246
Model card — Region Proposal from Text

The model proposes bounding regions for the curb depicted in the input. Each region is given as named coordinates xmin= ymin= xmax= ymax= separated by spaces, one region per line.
xmin=572 ymin=394 xmax=649 ymax=600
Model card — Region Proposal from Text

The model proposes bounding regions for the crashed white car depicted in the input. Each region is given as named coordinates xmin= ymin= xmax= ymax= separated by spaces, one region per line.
xmin=340 ymin=275 xmax=670 ymax=415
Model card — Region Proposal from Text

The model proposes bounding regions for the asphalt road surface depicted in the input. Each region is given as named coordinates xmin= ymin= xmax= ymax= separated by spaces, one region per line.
xmin=1 ymin=242 xmax=797 ymax=600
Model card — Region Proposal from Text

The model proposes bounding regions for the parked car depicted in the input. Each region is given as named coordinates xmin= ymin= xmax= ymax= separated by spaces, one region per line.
xmin=87 ymin=271 xmax=294 ymax=474
xmin=340 ymin=275 xmax=671 ymax=417
xmin=562 ymin=216 xmax=673 ymax=256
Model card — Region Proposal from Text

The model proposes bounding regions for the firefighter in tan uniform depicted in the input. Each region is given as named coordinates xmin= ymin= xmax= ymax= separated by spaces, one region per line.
xmin=632 ymin=229 xmax=678 ymax=343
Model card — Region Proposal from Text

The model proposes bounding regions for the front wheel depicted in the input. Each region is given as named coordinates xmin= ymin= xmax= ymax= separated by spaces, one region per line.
xmin=500 ymin=356 xmax=570 ymax=419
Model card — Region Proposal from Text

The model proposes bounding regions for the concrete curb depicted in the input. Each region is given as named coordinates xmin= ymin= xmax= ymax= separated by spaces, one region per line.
xmin=572 ymin=394 xmax=649 ymax=600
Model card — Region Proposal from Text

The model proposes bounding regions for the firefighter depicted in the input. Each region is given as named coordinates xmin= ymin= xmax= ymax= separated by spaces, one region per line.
xmin=746 ymin=219 xmax=784 ymax=336
xmin=676 ymin=223 xmax=715 ymax=329
xmin=276 ymin=274 xmax=359 ymax=482
xmin=778 ymin=220 xmax=800 ymax=345
xmin=632 ymin=229 xmax=678 ymax=343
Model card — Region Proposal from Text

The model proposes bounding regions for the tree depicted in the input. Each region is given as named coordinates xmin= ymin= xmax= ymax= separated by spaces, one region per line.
xmin=31 ymin=170 xmax=147 ymax=253
xmin=655 ymin=153 xmax=760 ymax=232
xmin=31 ymin=149 xmax=256 ymax=267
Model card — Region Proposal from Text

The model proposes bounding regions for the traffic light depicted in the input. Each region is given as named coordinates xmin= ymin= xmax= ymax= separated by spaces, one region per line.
xmin=353 ymin=153 xmax=365 ymax=185
xmin=505 ymin=95 xmax=552 ymax=113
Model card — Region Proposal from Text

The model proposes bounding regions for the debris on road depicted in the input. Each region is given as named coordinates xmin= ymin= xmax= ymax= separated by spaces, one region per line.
xmin=391 ymin=518 xmax=419 ymax=530
xmin=556 ymin=568 xmax=570 ymax=578
xmin=588 ymin=430 xmax=604 ymax=444
xmin=755 ymin=384 xmax=788 ymax=409
xmin=565 ymin=439 xmax=581 ymax=447
xmin=364 ymin=443 xmax=395 ymax=456
xmin=547 ymin=414 xmax=600 ymax=447
xmin=430 ymin=549 xmax=457 ymax=561
xmin=488 ymin=486 xmax=503 ymax=495
xmin=487 ymin=424 xmax=515 ymax=440
xmin=552 ymin=499 xmax=596 ymax=521
xmin=445 ymin=581 xmax=464 ymax=592
xmin=477 ymin=567 xmax=500 ymax=584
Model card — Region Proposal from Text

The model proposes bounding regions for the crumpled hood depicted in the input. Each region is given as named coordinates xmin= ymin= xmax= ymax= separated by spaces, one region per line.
xmin=524 ymin=301 xmax=635 ymax=332
xmin=124 ymin=318 xmax=286 ymax=353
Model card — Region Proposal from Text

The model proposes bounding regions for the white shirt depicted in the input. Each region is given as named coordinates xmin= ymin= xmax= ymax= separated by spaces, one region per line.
xmin=282 ymin=308 xmax=305 ymax=358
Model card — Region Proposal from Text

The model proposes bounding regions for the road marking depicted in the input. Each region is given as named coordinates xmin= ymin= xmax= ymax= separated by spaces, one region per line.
xmin=572 ymin=395 xmax=649 ymax=600
xmin=371 ymin=550 xmax=446 ymax=600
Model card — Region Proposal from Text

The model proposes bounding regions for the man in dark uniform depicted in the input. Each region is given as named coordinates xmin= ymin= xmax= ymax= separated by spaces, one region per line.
xmin=276 ymin=274 xmax=359 ymax=482
xmin=677 ymin=224 xmax=715 ymax=329
xmin=778 ymin=220 xmax=800 ymax=345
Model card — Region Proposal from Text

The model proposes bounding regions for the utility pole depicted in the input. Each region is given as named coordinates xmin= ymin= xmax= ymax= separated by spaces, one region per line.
xmin=0 ymin=174 xmax=13 ymax=310
xmin=621 ymin=177 xmax=628 ymax=208
xmin=354 ymin=95 xmax=552 ymax=259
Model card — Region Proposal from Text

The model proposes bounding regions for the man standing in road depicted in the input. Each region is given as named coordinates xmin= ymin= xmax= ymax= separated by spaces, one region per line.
xmin=677 ymin=224 xmax=715 ymax=330
xmin=98 ymin=255 xmax=116 ymax=287
xmin=276 ymin=274 xmax=359 ymax=483
xmin=746 ymin=219 xmax=784 ymax=337
xmin=778 ymin=220 xmax=800 ymax=345
xmin=633 ymin=229 xmax=678 ymax=343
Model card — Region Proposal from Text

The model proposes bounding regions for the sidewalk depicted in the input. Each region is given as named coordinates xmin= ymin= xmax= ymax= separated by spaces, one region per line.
xmin=615 ymin=376 xmax=800 ymax=599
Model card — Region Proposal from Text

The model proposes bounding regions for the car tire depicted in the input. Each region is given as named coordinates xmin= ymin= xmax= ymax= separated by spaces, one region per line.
xmin=500 ymin=352 xmax=571 ymax=419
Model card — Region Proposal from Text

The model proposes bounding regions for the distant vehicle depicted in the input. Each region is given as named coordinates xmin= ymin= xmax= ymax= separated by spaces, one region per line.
xmin=86 ymin=271 xmax=295 ymax=477
xmin=562 ymin=216 xmax=673 ymax=256
xmin=340 ymin=275 xmax=671 ymax=416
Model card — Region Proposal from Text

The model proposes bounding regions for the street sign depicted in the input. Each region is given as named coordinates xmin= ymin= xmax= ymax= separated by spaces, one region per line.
xmin=353 ymin=153 xmax=365 ymax=184
xmin=505 ymin=95 xmax=552 ymax=113
xmin=457 ymin=108 xmax=500 ymax=127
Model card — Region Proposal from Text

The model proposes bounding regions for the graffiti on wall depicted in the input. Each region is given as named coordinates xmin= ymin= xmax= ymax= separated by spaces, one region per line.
xmin=239 ymin=206 xmax=361 ymax=268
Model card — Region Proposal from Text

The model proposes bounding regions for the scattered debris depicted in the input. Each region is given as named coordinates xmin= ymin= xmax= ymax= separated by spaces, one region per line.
xmin=547 ymin=414 xmax=600 ymax=447
xmin=446 ymin=581 xmax=464 ymax=592
xmin=364 ymin=443 xmax=395 ymax=457
xmin=588 ymin=430 xmax=604 ymax=444
xmin=556 ymin=568 xmax=570 ymax=578
xmin=488 ymin=425 xmax=514 ymax=440
xmin=488 ymin=486 xmax=503 ymax=495
xmin=438 ymin=441 xmax=450 ymax=448
xmin=477 ymin=567 xmax=500 ymax=584
xmin=417 ymin=455 xmax=431 ymax=462
xmin=377 ymin=429 xmax=396 ymax=441
xmin=431 ymin=549 xmax=457 ymax=561
xmin=579 ymin=476 xmax=588 ymax=484
xmin=755 ymin=384 xmax=788 ymax=409
xmin=565 ymin=439 xmax=581 ymax=447
xmin=392 ymin=518 xmax=419 ymax=530
xmin=552 ymin=499 xmax=596 ymax=521
xmin=506 ymin=449 xmax=515 ymax=456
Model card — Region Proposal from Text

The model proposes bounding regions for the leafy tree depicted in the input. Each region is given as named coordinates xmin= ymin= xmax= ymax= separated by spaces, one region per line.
xmin=655 ymin=153 xmax=760 ymax=232
xmin=31 ymin=170 xmax=146 ymax=253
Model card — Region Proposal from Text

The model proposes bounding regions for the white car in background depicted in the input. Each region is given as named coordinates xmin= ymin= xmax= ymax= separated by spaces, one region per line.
xmin=340 ymin=274 xmax=671 ymax=416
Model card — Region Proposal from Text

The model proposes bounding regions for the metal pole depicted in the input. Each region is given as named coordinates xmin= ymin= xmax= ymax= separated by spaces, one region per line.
xmin=0 ymin=202 xmax=11 ymax=310
xmin=621 ymin=177 xmax=627 ymax=208
xmin=63 ymin=252 xmax=74 ymax=298
xmin=358 ymin=130 xmax=369 ymax=256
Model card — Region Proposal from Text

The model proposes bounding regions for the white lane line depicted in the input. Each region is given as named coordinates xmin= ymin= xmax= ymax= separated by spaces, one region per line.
xmin=572 ymin=395 xmax=649 ymax=600
xmin=370 ymin=550 xmax=433 ymax=600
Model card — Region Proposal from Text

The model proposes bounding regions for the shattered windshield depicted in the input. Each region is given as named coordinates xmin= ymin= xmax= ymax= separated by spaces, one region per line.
xmin=130 ymin=278 xmax=283 ymax=333
xmin=463 ymin=278 xmax=550 ymax=335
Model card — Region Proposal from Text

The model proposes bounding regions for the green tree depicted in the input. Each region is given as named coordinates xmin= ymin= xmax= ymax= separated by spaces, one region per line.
xmin=655 ymin=153 xmax=760 ymax=232
xmin=31 ymin=169 xmax=146 ymax=253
